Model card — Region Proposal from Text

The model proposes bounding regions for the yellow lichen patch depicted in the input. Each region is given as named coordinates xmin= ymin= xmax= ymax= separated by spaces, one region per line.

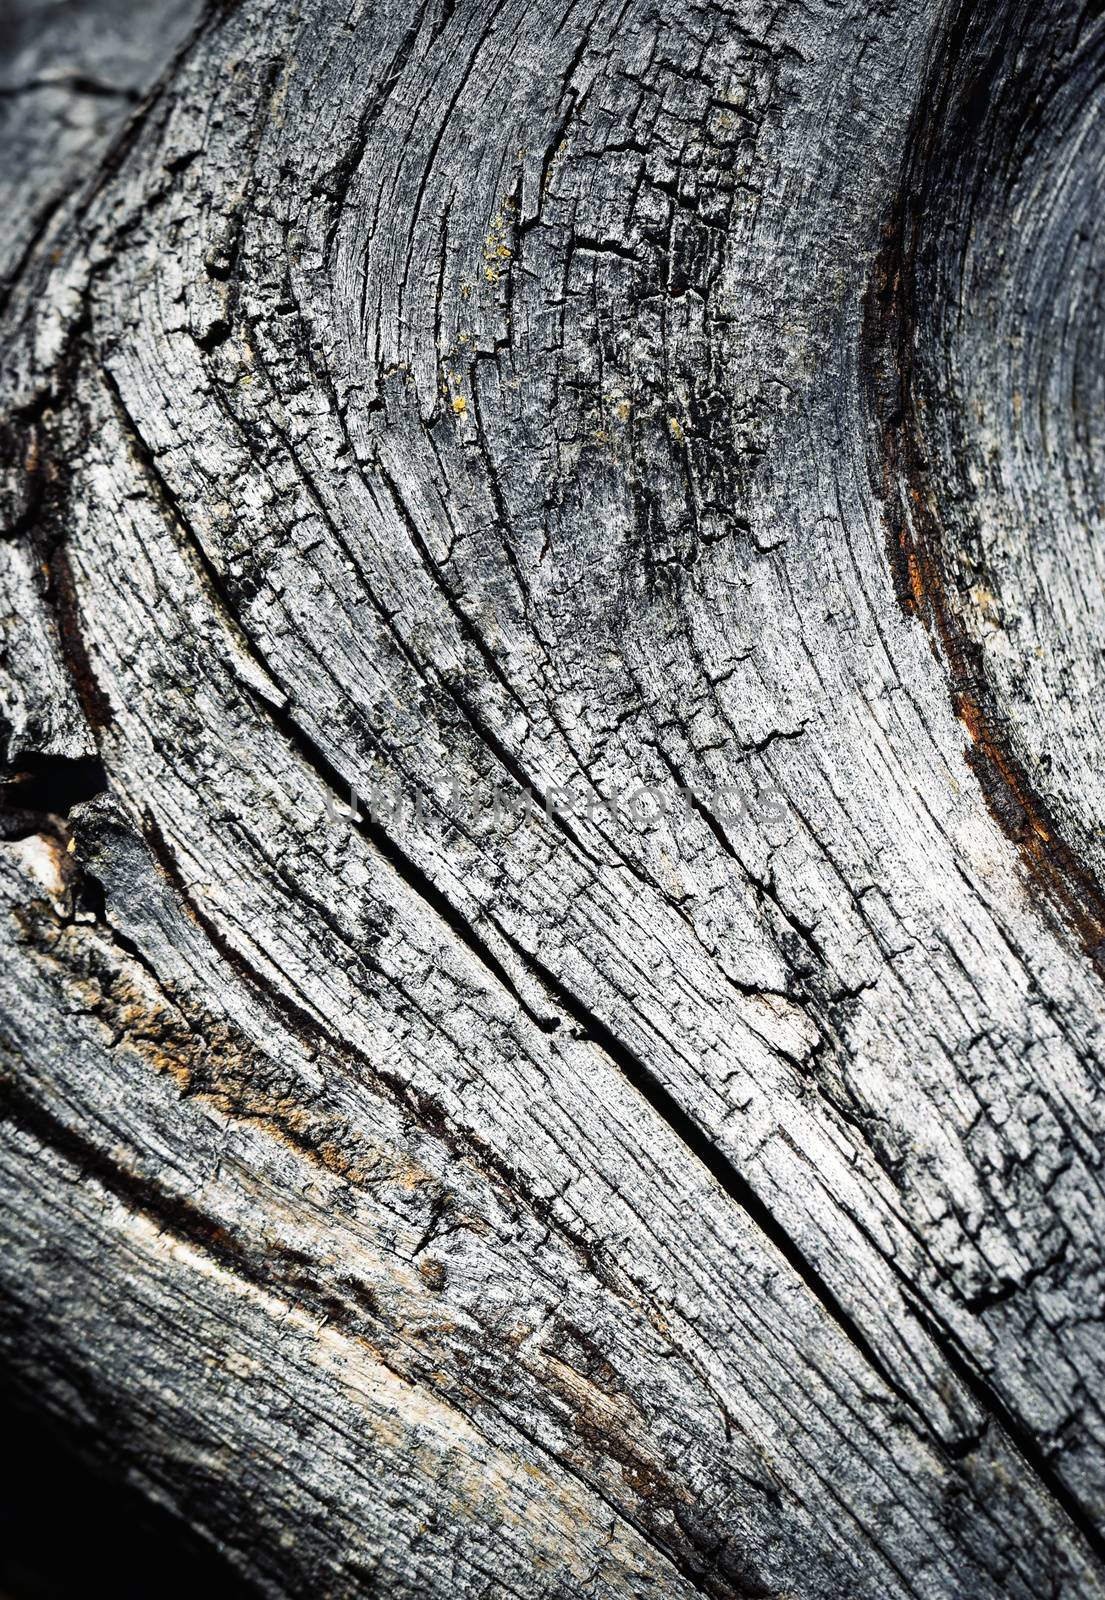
xmin=482 ymin=199 xmax=517 ymax=284
xmin=452 ymin=395 xmax=467 ymax=415
xmin=669 ymin=416 xmax=684 ymax=442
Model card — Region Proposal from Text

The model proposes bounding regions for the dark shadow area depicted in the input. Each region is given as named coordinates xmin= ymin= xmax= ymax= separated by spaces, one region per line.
xmin=0 ymin=1383 xmax=259 ymax=1600
xmin=0 ymin=753 xmax=107 ymax=838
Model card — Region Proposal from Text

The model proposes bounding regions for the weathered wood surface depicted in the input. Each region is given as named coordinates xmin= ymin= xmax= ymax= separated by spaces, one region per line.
xmin=2 ymin=0 xmax=1105 ymax=1594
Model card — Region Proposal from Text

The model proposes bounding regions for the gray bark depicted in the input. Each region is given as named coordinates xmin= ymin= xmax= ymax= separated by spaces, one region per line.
xmin=2 ymin=0 xmax=1105 ymax=1595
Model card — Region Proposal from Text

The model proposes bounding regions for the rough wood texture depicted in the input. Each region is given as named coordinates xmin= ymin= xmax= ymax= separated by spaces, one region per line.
xmin=2 ymin=0 xmax=1105 ymax=1594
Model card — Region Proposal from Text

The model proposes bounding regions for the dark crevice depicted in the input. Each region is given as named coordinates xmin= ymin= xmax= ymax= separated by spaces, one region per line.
xmin=904 ymin=1287 xmax=1105 ymax=1566
xmin=0 ymin=753 xmax=107 ymax=838
xmin=192 ymin=317 xmax=230 ymax=351
xmin=490 ymin=920 xmax=926 ymax=1428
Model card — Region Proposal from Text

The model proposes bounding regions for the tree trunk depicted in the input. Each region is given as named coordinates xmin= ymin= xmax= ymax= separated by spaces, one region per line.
xmin=3 ymin=0 xmax=1105 ymax=1594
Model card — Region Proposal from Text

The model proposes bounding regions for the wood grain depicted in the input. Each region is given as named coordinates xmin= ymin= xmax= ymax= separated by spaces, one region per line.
xmin=2 ymin=0 xmax=1105 ymax=1594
